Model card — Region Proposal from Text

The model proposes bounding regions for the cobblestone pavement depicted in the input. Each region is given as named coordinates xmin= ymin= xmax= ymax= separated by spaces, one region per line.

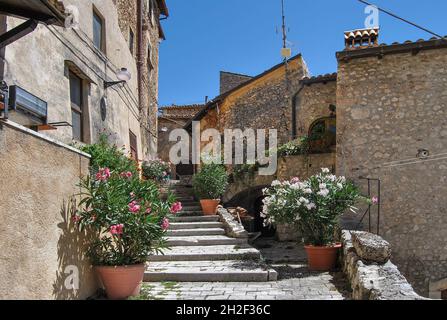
xmin=137 ymin=238 xmax=351 ymax=300
xmin=137 ymin=265 xmax=350 ymax=300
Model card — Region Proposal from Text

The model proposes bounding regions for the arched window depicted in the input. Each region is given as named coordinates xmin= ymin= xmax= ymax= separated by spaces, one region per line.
xmin=308 ymin=117 xmax=336 ymax=153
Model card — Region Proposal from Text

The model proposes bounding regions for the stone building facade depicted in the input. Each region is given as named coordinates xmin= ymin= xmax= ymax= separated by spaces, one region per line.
xmin=158 ymin=104 xmax=204 ymax=178
xmin=1 ymin=0 xmax=167 ymax=161
xmin=336 ymin=37 xmax=447 ymax=297
xmin=184 ymin=29 xmax=447 ymax=298
xmin=188 ymin=55 xmax=309 ymax=146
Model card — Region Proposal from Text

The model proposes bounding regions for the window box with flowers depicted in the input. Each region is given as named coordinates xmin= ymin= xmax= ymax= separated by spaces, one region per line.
xmin=262 ymin=168 xmax=370 ymax=271
xmin=75 ymin=137 xmax=182 ymax=299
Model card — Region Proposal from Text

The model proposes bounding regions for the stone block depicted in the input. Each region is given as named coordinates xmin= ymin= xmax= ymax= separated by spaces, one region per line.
xmin=351 ymin=231 xmax=391 ymax=264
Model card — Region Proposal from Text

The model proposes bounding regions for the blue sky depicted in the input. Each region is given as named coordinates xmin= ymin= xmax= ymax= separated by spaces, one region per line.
xmin=158 ymin=0 xmax=447 ymax=106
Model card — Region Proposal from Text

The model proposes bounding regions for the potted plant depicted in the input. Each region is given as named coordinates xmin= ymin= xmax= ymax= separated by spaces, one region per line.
xmin=262 ymin=168 xmax=363 ymax=271
xmin=142 ymin=159 xmax=171 ymax=184
xmin=192 ymin=163 xmax=228 ymax=215
xmin=76 ymin=136 xmax=181 ymax=299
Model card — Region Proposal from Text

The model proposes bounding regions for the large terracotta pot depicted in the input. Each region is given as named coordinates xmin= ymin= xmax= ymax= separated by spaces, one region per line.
xmin=200 ymin=199 xmax=220 ymax=215
xmin=305 ymin=243 xmax=342 ymax=271
xmin=95 ymin=264 xmax=145 ymax=300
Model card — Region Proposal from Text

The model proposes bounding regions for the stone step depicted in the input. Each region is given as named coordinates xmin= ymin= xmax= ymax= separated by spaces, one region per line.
xmin=148 ymin=245 xmax=261 ymax=262
xmin=173 ymin=215 xmax=220 ymax=223
xmin=177 ymin=211 xmax=204 ymax=217
xmin=181 ymin=206 xmax=202 ymax=211
xmin=166 ymin=235 xmax=247 ymax=246
xmin=170 ymin=222 xmax=225 ymax=230
xmin=167 ymin=228 xmax=226 ymax=237
xmin=144 ymin=260 xmax=277 ymax=282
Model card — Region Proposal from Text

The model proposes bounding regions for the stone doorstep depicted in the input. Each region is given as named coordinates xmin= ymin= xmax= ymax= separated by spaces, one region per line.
xmin=173 ymin=215 xmax=220 ymax=223
xmin=144 ymin=260 xmax=277 ymax=282
xmin=166 ymin=235 xmax=247 ymax=247
xmin=147 ymin=245 xmax=261 ymax=262
xmin=167 ymin=228 xmax=226 ymax=237
xmin=169 ymin=222 xmax=225 ymax=230
xmin=181 ymin=206 xmax=202 ymax=211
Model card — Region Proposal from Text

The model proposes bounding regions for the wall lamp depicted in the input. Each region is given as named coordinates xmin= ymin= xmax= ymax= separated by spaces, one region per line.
xmin=104 ymin=68 xmax=131 ymax=89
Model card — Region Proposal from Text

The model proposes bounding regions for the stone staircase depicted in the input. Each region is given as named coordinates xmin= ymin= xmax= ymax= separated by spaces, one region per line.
xmin=144 ymin=182 xmax=277 ymax=282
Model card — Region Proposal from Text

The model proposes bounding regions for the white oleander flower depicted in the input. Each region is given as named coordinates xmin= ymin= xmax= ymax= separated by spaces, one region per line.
xmin=306 ymin=203 xmax=316 ymax=210
xmin=303 ymin=188 xmax=312 ymax=194
xmin=319 ymin=183 xmax=327 ymax=189
xmin=322 ymin=168 xmax=330 ymax=174
xmin=271 ymin=180 xmax=281 ymax=187
xmin=318 ymin=189 xmax=330 ymax=197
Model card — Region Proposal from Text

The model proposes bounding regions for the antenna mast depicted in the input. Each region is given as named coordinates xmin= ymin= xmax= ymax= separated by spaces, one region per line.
xmin=280 ymin=0 xmax=291 ymax=60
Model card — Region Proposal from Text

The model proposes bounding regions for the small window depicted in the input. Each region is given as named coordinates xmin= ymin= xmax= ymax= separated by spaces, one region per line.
xmin=129 ymin=28 xmax=134 ymax=55
xmin=147 ymin=43 xmax=154 ymax=81
xmin=129 ymin=130 xmax=138 ymax=161
xmin=69 ymin=72 xmax=84 ymax=141
xmin=93 ymin=9 xmax=105 ymax=52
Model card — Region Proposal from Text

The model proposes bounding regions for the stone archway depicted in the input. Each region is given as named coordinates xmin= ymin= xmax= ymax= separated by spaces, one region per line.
xmin=225 ymin=185 xmax=275 ymax=236
xmin=429 ymin=278 xmax=447 ymax=299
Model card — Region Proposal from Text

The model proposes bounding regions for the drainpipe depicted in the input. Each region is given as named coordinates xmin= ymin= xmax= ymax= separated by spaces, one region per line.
xmin=137 ymin=0 xmax=144 ymax=112
xmin=291 ymin=83 xmax=305 ymax=140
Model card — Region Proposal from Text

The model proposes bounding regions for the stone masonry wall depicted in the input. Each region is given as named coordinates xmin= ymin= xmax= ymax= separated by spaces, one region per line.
xmin=215 ymin=56 xmax=307 ymax=146
xmin=295 ymin=80 xmax=337 ymax=137
xmin=220 ymin=71 xmax=253 ymax=95
xmin=336 ymin=47 xmax=447 ymax=296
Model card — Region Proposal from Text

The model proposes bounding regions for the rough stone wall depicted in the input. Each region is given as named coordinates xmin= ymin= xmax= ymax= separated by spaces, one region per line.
xmin=276 ymin=153 xmax=336 ymax=181
xmin=115 ymin=0 xmax=162 ymax=159
xmin=220 ymin=71 xmax=252 ymax=95
xmin=212 ymin=57 xmax=306 ymax=146
xmin=340 ymin=231 xmax=426 ymax=300
xmin=295 ymin=80 xmax=337 ymax=137
xmin=0 ymin=121 xmax=97 ymax=299
xmin=3 ymin=0 xmax=144 ymax=160
xmin=336 ymin=47 xmax=447 ymax=296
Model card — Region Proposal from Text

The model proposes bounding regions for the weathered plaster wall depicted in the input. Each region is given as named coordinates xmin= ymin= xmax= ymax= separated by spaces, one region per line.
xmin=0 ymin=121 xmax=97 ymax=300
xmin=336 ymin=47 xmax=447 ymax=296
xmin=3 ymin=0 xmax=145 ymax=160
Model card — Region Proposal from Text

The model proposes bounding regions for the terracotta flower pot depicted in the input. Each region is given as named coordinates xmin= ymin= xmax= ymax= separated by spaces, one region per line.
xmin=305 ymin=243 xmax=342 ymax=271
xmin=200 ymin=199 xmax=220 ymax=215
xmin=95 ymin=264 xmax=145 ymax=300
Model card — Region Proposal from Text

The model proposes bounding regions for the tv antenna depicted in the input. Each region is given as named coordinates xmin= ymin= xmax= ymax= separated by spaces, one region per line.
xmin=280 ymin=0 xmax=292 ymax=60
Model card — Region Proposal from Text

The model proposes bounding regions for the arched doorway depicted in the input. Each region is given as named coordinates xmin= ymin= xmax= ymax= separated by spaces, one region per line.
xmin=308 ymin=117 xmax=336 ymax=153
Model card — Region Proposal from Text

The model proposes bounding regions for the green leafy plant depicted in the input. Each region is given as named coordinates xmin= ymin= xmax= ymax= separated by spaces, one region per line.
xmin=80 ymin=133 xmax=139 ymax=175
xmin=192 ymin=163 xmax=228 ymax=200
xmin=75 ymin=138 xmax=183 ymax=266
xmin=275 ymin=136 xmax=310 ymax=158
xmin=262 ymin=169 xmax=365 ymax=246
xmin=142 ymin=159 xmax=171 ymax=182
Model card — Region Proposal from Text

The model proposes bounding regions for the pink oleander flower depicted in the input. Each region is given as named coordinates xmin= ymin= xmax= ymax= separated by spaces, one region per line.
xmin=128 ymin=201 xmax=141 ymax=213
xmin=72 ymin=215 xmax=81 ymax=223
xmin=95 ymin=168 xmax=111 ymax=181
xmin=170 ymin=202 xmax=183 ymax=214
xmin=371 ymin=196 xmax=379 ymax=205
xmin=130 ymin=192 xmax=135 ymax=198
xmin=110 ymin=224 xmax=124 ymax=235
xmin=121 ymin=171 xmax=133 ymax=179
xmin=145 ymin=207 xmax=152 ymax=215
xmin=162 ymin=171 xmax=168 ymax=177
xmin=161 ymin=218 xmax=170 ymax=231
xmin=290 ymin=177 xmax=300 ymax=184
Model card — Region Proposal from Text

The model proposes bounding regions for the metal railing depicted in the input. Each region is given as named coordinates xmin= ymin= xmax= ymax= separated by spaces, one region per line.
xmin=355 ymin=177 xmax=381 ymax=235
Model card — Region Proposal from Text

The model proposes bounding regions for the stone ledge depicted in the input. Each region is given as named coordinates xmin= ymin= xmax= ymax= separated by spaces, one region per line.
xmin=217 ymin=206 xmax=249 ymax=239
xmin=341 ymin=230 xmax=428 ymax=300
